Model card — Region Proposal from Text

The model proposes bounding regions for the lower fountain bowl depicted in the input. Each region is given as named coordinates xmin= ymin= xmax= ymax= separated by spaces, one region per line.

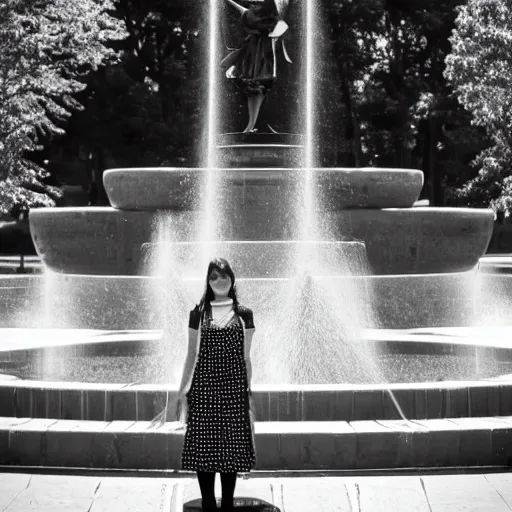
xmin=28 ymin=206 xmax=493 ymax=275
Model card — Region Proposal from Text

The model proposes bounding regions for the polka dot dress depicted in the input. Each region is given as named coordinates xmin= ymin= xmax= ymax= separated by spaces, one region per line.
xmin=181 ymin=309 xmax=256 ymax=472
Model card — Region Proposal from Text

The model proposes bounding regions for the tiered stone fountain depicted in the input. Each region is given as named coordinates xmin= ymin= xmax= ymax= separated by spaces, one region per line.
xmin=1 ymin=0 xmax=512 ymax=479
xmin=2 ymin=128 xmax=512 ymax=473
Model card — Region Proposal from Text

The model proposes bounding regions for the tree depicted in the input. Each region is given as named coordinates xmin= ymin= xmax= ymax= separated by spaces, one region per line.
xmin=317 ymin=0 xmax=384 ymax=167
xmin=320 ymin=0 xmax=467 ymax=207
xmin=445 ymin=0 xmax=512 ymax=212
xmin=43 ymin=0 xmax=205 ymax=206
xmin=116 ymin=0 xmax=201 ymax=123
xmin=0 ymin=0 xmax=126 ymax=216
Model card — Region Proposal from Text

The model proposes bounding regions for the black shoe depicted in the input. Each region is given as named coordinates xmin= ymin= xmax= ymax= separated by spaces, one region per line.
xmin=202 ymin=500 xmax=218 ymax=512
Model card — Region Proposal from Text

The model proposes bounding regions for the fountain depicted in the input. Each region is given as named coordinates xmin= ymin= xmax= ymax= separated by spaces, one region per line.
xmin=2 ymin=0 xmax=512 ymax=485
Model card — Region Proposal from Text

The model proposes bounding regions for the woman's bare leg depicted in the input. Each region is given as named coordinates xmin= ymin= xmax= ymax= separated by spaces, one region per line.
xmin=243 ymin=93 xmax=265 ymax=132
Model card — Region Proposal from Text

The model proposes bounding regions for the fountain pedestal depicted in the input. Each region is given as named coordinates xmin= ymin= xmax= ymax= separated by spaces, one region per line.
xmin=216 ymin=132 xmax=304 ymax=168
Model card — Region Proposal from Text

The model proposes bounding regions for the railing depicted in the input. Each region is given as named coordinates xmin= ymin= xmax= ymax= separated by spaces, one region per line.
xmin=0 ymin=255 xmax=43 ymax=274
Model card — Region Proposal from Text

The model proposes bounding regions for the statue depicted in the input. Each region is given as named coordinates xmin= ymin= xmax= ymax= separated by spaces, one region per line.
xmin=222 ymin=0 xmax=292 ymax=133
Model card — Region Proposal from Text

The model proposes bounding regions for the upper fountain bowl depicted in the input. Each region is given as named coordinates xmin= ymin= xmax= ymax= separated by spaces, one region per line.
xmin=315 ymin=167 xmax=423 ymax=209
xmin=104 ymin=167 xmax=424 ymax=211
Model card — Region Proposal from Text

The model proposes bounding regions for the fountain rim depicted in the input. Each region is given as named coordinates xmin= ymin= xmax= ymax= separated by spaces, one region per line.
xmin=3 ymin=271 xmax=486 ymax=280
xmin=103 ymin=166 xmax=425 ymax=173
xmin=27 ymin=205 xmax=494 ymax=216
xmin=1 ymin=377 xmax=511 ymax=390
xmin=217 ymin=144 xmax=304 ymax=149
xmin=0 ymin=270 xmax=491 ymax=280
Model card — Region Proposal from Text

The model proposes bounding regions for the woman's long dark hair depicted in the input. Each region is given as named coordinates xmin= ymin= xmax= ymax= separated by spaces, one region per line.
xmin=253 ymin=0 xmax=278 ymax=18
xmin=198 ymin=257 xmax=240 ymax=322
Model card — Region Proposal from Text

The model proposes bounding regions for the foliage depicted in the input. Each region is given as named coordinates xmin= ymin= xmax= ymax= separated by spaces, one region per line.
xmin=319 ymin=0 xmax=469 ymax=206
xmin=42 ymin=0 xmax=205 ymax=206
xmin=445 ymin=0 xmax=512 ymax=212
xmin=0 ymin=0 xmax=126 ymax=215
xmin=5 ymin=0 xmax=510 ymax=213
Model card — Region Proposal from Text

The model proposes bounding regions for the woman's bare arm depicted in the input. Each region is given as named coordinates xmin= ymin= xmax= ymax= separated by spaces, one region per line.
xmin=178 ymin=327 xmax=200 ymax=395
xmin=150 ymin=327 xmax=198 ymax=426
xmin=225 ymin=0 xmax=247 ymax=15
xmin=244 ymin=328 xmax=255 ymax=389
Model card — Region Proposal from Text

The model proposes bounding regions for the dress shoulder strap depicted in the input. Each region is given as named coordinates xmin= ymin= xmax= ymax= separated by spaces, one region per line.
xmin=237 ymin=305 xmax=255 ymax=329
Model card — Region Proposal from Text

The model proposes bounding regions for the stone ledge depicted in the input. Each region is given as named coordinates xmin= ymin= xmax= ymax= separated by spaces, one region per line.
xmin=2 ymin=383 xmax=512 ymax=423
xmin=1 ymin=417 xmax=512 ymax=470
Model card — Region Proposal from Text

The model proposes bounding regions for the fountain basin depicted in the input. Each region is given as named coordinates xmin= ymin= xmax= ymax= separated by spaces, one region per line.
xmin=103 ymin=167 xmax=423 ymax=211
xmin=3 ymin=331 xmax=512 ymax=385
xmin=29 ymin=207 xmax=493 ymax=275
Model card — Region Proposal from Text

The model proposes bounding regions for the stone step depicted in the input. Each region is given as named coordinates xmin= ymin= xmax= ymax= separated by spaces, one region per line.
xmin=1 ymin=417 xmax=512 ymax=470
xmin=2 ymin=381 xmax=512 ymax=422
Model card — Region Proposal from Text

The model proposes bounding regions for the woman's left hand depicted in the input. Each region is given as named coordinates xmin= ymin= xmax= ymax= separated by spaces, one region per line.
xmin=248 ymin=389 xmax=256 ymax=415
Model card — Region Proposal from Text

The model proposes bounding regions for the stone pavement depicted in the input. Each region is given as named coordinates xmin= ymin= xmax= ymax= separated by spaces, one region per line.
xmin=1 ymin=471 xmax=512 ymax=511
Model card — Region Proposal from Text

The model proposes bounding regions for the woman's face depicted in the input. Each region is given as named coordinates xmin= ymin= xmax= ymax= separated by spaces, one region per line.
xmin=209 ymin=269 xmax=232 ymax=297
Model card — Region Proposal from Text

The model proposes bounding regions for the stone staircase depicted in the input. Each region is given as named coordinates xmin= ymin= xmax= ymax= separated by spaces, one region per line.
xmin=2 ymin=416 xmax=512 ymax=470
xmin=1 ymin=381 xmax=512 ymax=470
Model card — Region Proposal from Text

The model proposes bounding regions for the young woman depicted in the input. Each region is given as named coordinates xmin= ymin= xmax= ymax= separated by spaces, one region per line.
xmin=222 ymin=0 xmax=292 ymax=133
xmin=178 ymin=257 xmax=256 ymax=512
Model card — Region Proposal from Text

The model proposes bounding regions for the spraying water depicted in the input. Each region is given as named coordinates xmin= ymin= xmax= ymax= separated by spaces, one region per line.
xmin=141 ymin=0 xmax=409 ymax=424
xmin=143 ymin=212 xmax=196 ymax=383
xmin=294 ymin=0 xmax=407 ymax=420
xmin=198 ymin=0 xmax=221 ymax=257
xmin=206 ymin=0 xmax=220 ymax=170
xmin=304 ymin=0 xmax=315 ymax=171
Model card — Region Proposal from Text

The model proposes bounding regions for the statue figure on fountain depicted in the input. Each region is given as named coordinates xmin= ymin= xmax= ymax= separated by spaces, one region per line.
xmin=222 ymin=0 xmax=292 ymax=133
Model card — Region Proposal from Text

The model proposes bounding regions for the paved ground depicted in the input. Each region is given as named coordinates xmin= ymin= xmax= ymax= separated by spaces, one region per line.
xmin=1 ymin=471 xmax=512 ymax=511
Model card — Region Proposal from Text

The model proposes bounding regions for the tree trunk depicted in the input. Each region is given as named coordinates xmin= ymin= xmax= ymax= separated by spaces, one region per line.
xmin=387 ymin=12 xmax=411 ymax=168
xmin=423 ymin=117 xmax=438 ymax=205
xmin=93 ymin=147 xmax=108 ymax=206
xmin=352 ymin=116 xmax=362 ymax=167
xmin=340 ymin=65 xmax=362 ymax=167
